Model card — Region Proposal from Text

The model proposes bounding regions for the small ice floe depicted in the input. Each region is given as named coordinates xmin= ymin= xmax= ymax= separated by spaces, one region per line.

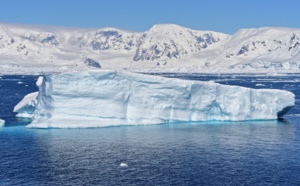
xmin=256 ymin=83 xmax=265 ymax=87
xmin=0 ymin=119 xmax=5 ymax=127
xmin=36 ymin=76 xmax=44 ymax=86
xmin=119 ymin=163 xmax=128 ymax=167
xmin=17 ymin=81 xmax=24 ymax=84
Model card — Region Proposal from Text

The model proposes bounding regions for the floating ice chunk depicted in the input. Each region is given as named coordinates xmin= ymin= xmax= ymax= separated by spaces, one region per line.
xmin=0 ymin=119 xmax=4 ymax=127
xmin=36 ymin=76 xmax=44 ymax=86
xmin=14 ymin=92 xmax=39 ymax=118
xmin=119 ymin=163 xmax=128 ymax=167
xmin=14 ymin=76 xmax=43 ymax=118
xmin=27 ymin=70 xmax=295 ymax=128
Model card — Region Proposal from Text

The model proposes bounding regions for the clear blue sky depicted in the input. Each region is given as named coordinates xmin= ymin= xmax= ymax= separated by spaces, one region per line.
xmin=0 ymin=0 xmax=299 ymax=34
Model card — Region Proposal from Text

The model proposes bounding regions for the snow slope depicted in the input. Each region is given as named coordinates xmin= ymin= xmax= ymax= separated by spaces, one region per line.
xmin=221 ymin=27 xmax=300 ymax=70
xmin=0 ymin=23 xmax=142 ymax=73
xmin=28 ymin=70 xmax=295 ymax=128
xmin=1 ymin=23 xmax=300 ymax=73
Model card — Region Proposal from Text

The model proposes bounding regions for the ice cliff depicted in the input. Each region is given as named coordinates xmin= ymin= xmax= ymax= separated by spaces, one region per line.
xmin=27 ymin=70 xmax=295 ymax=128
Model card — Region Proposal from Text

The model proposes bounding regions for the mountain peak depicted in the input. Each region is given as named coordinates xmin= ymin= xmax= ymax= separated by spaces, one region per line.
xmin=150 ymin=24 xmax=186 ymax=31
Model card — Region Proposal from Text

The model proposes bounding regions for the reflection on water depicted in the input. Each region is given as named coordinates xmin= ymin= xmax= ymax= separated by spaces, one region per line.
xmin=1 ymin=120 xmax=299 ymax=185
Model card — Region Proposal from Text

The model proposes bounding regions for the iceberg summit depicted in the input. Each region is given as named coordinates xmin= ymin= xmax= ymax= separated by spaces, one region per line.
xmin=27 ymin=70 xmax=294 ymax=128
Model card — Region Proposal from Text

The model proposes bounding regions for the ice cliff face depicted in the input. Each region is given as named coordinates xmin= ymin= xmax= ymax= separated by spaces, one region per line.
xmin=28 ymin=71 xmax=295 ymax=128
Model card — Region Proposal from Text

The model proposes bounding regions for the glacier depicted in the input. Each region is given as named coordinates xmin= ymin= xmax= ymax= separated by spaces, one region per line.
xmin=27 ymin=70 xmax=295 ymax=128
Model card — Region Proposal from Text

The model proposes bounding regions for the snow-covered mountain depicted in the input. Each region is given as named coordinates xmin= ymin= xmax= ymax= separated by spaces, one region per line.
xmin=1 ymin=23 xmax=300 ymax=74
xmin=0 ymin=24 xmax=142 ymax=71
xmin=133 ymin=24 xmax=228 ymax=62
xmin=220 ymin=27 xmax=300 ymax=71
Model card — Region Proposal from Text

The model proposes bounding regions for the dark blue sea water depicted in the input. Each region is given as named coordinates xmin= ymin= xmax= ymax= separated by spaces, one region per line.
xmin=1 ymin=74 xmax=300 ymax=185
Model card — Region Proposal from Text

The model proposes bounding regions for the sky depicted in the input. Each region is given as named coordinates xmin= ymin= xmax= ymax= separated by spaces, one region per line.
xmin=0 ymin=0 xmax=299 ymax=34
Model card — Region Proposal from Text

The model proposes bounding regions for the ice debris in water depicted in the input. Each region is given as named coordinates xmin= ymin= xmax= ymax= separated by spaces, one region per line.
xmin=36 ymin=76 xmax=44 ymax=86
xmin=120 ymin=163 xmax=128 ymax=167
xmin=0 ymin=119 xmax=5 ymax=127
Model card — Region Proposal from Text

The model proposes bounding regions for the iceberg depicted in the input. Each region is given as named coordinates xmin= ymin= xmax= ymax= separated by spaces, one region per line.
xmin=120 ymin=163 xmax=128 ymax=167
xmin=13 ymin=76 xmax=43 ymax=118
xmin=0 ymin=119 xmax=4 ymax=127
xmin=36 ymin=76 xmax=44 ymax=86
xmin=13 ymin=92 xmax=39 ymax=118
xmin=28 ymin=70 xmax=295 ymax=128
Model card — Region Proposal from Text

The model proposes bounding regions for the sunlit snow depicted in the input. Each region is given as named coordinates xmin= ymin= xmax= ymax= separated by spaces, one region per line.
xmin=1 ymin=23 xmax=300 ymax=74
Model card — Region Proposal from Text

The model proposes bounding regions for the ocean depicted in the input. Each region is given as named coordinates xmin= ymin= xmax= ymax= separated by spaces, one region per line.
xmin=0 ymin=74 xmax=300 ymax=185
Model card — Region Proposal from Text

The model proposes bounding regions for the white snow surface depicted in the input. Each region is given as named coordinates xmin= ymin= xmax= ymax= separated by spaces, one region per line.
xmin=28 ymin=70 xmax=295 ymax=128
xmin=14 ymin=92 xmax=39 ymax=118
xmin=1 ymin=23 xmax=300 ymax=74
xmin=0 ymin=119 xmax=4 ymax=127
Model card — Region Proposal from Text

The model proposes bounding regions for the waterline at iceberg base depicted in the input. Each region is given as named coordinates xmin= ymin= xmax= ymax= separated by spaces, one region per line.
xmin=27 ymin=70 xmax=295 ymax=128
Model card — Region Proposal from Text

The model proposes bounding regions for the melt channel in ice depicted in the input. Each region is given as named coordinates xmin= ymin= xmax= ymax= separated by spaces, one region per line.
xmin=25 ymin=70 xmax=294 ymax=128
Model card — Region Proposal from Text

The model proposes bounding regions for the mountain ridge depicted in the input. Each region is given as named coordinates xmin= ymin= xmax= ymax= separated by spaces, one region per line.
xmin=0 ymin=23 xmax=300 ymax=74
